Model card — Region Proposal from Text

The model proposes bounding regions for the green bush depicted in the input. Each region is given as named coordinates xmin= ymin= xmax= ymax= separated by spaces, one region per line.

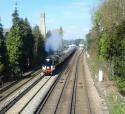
xmin=116 ymin=77 xmax=125 ymax=95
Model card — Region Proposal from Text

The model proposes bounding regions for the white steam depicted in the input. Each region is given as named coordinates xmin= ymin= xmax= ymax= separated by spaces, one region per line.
xmin=45 ymin=31 xmax=63 ymax=54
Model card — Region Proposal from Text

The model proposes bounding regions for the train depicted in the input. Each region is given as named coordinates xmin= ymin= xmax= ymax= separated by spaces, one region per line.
xmin=42 ymin=46 xmax=76 ymax=75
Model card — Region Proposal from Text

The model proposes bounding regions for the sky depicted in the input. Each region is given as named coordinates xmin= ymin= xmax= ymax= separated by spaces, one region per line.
xmin=0 ymin=0 xmax=101 ymax=40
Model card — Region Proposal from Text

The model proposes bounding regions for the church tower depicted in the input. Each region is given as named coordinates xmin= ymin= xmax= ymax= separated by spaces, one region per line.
xmin=39 ymin=13 xmax=46 ymax=38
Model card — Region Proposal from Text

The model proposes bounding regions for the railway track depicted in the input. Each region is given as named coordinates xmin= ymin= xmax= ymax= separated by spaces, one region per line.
xmin=54 ymin=51 xmax=81 ymax=114
xmin=19 ymin=52 xmax=77 ymax=114
xmin=0 ymin=71 xmax=44 ymax=114
xmin=35 ymin=50 xmax=79 ymax=114
xmin=0 ymin=69 xmax=42 ymax=102
xmin=71 ymin=51 xmax=91 ymax=114
xmin=0 ymin=49 xmax=93 ymax=114
xmin=0 ymin=70 xmax=41 ymax=102
xmin=0 ymin=50 xmax=76 ymax=114
xmin=5 ymin=76 xmax=53 ymax=114
xmin=3 ymin=54 xmax=74 ymax=114
xmin=38 ymin=50 xmax=92 ymax=114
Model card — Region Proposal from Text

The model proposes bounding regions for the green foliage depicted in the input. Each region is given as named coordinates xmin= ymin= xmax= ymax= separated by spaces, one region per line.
xmin=86 ymin=33 xmax=92 ymax=50
xmin=98 ymin=20 xmax=125 ymax=94
xmin=87 ymin=0 xmax=125 ymax=95
xmin=115 ymin=77 xmax=125 ymax=95
xmin=32 ymin=25 xmax=45 ymax=65
xmin=12 ymin=7 xmax=20 ymax=26
xmin=0 ymin=21 xmax=7 ymax=77
xmin=0 ymin=63 xmax=4 ymax=73
xmin=6 ymin=6 xmax=35 ymax=76
xmin=93 ymin=9 xmax=102 ymax=28
xmin=108 ymin=94 xmax=125 ymax=114
xmin=6 ymin=7 xmax=23 ymax=76
xmin=0 ymin=4 xmax=47 ymax=80
xmin=20 ymin=18 xmax=34 ymax=70
xmin=6 ymin=26 xmax=23 ymax=75
xmin=99 ymin=32 xmax=109 ymax=60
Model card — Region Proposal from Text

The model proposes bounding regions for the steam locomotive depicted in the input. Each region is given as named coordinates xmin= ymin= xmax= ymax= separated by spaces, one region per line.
xmin=42 ymin=46 xmax=76 ymax=75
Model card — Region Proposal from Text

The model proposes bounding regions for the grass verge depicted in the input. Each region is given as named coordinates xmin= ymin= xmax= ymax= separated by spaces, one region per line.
xmin=107 ymin=94 xmax=125 ymax=114
xmin=86 ymin=54 xmax=125 ymax=114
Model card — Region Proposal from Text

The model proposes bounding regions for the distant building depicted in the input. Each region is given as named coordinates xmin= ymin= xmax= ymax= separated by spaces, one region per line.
xmin=69 ymin=44 xmax=76 ymax=48
xmin=79 ymin=44 xmax=84 ymax=50
xmin=39 ymin=13 xmax=46 ymax=38
xmin=79 ymin=44 xmax=84 ymax=47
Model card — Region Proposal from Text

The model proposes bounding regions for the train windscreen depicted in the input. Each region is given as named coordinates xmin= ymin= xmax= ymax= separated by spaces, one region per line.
xmin=43 ymin=59 xmax=53 ymax=67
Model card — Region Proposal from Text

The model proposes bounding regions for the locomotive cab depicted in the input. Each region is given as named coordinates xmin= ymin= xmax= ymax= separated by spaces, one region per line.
xmin=42 ymin=58 xmax=55 ymax=75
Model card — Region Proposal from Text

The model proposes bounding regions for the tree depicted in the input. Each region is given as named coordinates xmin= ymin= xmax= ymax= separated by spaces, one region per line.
xmin=6 ymin=4 xmax=36 ymax=76
xmin=12 ymin=6 xmax=20 ymax=27
xmin=88 ymin=0 xmax=125 ymax=94
xmin=20 ymin=18 xmax=34 ymax=71
xmin=32 ymin=25 xmax=45 ymax=65
xmin=0 ymin=19 xmax=7 ymax=77
xmin=6 ymin=7 xmax=23 ymax=76
xmin=6 ymin=26 xmax=23 ymax=76
xmin=46 ymin=30 xmax=52 ymax=38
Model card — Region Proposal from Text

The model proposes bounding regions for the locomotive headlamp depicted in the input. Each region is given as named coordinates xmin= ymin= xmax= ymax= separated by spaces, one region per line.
xmin=46 ymin=58 xmax=50 ymax=62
